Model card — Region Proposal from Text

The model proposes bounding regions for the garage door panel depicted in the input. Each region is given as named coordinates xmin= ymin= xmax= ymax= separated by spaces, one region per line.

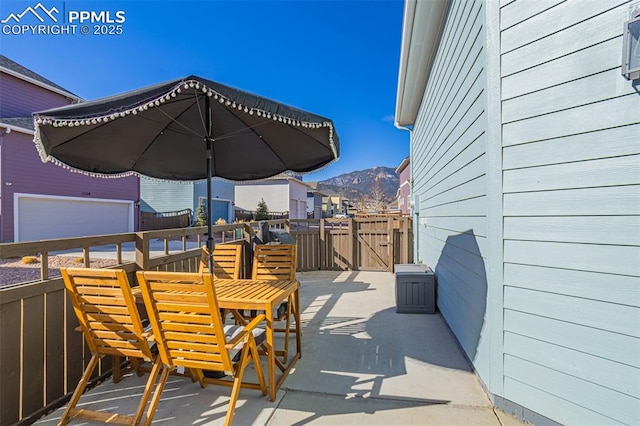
xmin=15 ymin=194 xmax=132 ymax=242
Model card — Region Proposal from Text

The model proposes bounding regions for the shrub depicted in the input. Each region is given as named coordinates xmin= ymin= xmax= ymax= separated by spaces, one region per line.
xmin=195 ymin=199 xmax=208 ymax=227
xmin=215 ymin=218 xmax=227 ymax=225
xmin=21 ymin=256 xmax=39 ymax=264
xmin=255 ymin=198 xmax=270 ymax=220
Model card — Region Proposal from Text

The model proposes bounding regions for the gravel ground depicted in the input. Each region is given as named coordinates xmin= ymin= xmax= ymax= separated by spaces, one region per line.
xmin=0 ymin=256 xmax=118 ymax=288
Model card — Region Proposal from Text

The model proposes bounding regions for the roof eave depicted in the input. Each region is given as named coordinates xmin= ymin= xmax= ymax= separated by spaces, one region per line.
xmin=395 ymin=0 xmax=449 ymax=128
xmin=0 ymin=66 xmax=82 ymax=101
xmin=395 ymin=156 xmax=410 ymax=173
xmin=0 ymin=123 xmax=34 ymax=135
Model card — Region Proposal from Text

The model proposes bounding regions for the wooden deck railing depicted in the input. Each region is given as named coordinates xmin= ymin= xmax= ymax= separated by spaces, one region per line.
xmin=0 ymin=217 xmax=412 ymax=425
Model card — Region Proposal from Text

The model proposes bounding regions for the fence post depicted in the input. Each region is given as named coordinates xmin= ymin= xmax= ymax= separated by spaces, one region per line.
xmin=319 ymin=219 xmax=325 ymax=270
xmin=350 ymin=218 xmax=357 ymax=271
xmin=387 ymin=217 xmax=394 ymax=272
xmin=401 ymin=217 xmax=409 ymax=264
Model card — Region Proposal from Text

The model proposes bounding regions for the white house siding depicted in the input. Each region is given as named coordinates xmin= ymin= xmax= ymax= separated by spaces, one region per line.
xmin=234 ymin=179 xmax=308 ymax=219
xmin=235 ymin=181 xmax=290 ymax=213
xmin=411 ymin=0 xmax=493 ymax=389
xmin=289 ymin=180 xmax=309 ymax=219
xmin=500 ymin=0 xmax=640 ymax=424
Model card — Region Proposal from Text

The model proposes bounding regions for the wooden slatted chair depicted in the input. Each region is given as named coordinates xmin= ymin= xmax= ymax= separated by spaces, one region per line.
xmin=136 ymin=271 xmax=267 ymax=426
xmin=198 ymin=244 xmax=242 ymax=279
xmin=199 ymin=244 xmax=243 ymax=321
xmin=251 ymin=244 xmax=297 ymax=361
xmin=252 ymin=244 xmax=297 ymax=282
xmin=60 ymin=268 xmax=162 ymax=426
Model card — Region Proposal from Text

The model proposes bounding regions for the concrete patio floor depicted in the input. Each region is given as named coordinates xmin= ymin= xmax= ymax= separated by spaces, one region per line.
xmin=36 ymin=271 xmax=524 ymax=425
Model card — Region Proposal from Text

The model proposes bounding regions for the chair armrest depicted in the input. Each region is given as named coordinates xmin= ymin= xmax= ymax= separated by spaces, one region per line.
xmin=225 ymin=314 xmax=265 ymax=348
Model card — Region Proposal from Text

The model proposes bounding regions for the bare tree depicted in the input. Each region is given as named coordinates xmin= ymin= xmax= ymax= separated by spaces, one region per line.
xmin=368 ymin=178 xmax=386 ymax=212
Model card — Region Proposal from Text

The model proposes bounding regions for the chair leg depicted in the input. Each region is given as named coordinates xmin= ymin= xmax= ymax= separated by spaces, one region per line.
xmin=130 ymin=357 xmax=145 ymax=377
xmin=225 ymin=347 xmax=250 ymax=426
xmin=59 ymin=355 xmax=100 ymax=426
xmin=192 ymin=368 xmax=206 ymax=388
xmin=133 ymin=356 xmax=162 ymax=426
xmin=144 ymin=366 xmax=172 ymax=426
xmin=282 ymin=296 xmax=293 ymax=362
xmin=250 ymin=337 xmax=267 ymax=396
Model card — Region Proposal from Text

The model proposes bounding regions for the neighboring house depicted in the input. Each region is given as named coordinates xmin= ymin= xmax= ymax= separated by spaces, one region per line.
xmin=0 ymin=55 xmax=139 ymax=242
xmin=322 ymin=194 xmax=348 ymax=217
xmin=386 ymin=199 xmax=399 ymax=213
xmin=234 ymin=177 xmax=308 ymax=219
xmin=306 ymin=189 xmax=323 ymax=219
xmin=396 ymin=0 xmax=640 ymax=424
xmin=396 ymin=156 xmax=410 ymax=215
xmin=322 ymin=194 xmax=338 ymax=217
xmin=140 ymin=178 xmax=235 ymax=223
xmin=395 ymin=1 xmax=640 ymax=425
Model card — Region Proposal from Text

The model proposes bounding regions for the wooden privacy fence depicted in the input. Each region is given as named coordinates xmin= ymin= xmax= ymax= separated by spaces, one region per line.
xmin=140 ymin=208 xmax=192 ymax=231
xmin=0 ymin=217 xmax=411 ymax=425
xmin=289 ymin=217 xmax=413 ymax=272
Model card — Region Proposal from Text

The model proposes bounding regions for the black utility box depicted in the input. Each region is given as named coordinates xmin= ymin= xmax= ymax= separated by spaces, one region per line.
xmin=394 ymin=264 xmax=435 ymax=314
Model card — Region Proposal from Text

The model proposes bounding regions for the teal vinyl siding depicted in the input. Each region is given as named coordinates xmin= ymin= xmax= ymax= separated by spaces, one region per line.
xmin=139 ymin=180 xmax=194 ymax=213
xmin=408 ymin=0 xmax=640 ymax=423
xmin=411 ymin=0 xmax=492 ymax=383
xmin=499 ymin=0 xmax=640 ymax=424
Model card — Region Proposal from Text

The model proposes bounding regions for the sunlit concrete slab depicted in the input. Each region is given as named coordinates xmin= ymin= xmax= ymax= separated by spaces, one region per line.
xmin=36 ymin=271 xmax=523 ymax=425
xmin=269 ymin=390 xmax=501 ymax=425
xmin=288 ymin=271 xmax=491 ymax=407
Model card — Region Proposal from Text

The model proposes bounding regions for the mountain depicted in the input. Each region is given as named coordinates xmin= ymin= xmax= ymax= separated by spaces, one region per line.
xmin=315 ymin=166 xmax=399 ymax=204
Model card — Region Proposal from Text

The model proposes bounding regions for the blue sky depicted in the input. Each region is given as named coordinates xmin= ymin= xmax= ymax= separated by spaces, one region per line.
xmin=0 ymin=0 xmax=409 ymax=182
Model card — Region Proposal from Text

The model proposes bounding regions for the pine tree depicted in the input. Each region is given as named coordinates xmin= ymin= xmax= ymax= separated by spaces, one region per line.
xmin=255 ymin=198 xmax=270 ymax=220
xmin=195 ymin=199 xmax=208 ymax=226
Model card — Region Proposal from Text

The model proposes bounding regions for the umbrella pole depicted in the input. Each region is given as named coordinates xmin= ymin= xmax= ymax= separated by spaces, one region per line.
xmin=205 ymin=97 xmax=214 ymax=273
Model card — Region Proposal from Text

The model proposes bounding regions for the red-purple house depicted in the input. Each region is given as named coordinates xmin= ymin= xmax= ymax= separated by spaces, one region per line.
xmin=396 ymin=156 xmax=410 ymax=215
xmin=0 ymin=55 xmax=139 ymax=242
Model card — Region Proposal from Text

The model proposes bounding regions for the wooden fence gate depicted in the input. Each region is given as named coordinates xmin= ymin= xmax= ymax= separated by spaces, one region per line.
xmin=307 ymin=217 xmax=412 ymax=272
xmin=357 ymin=218 xmax=393 ymax=271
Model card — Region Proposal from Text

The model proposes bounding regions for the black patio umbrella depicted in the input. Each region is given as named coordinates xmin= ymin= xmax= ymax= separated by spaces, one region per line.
xmin=32 ymin=75 xmax=339 ymax=268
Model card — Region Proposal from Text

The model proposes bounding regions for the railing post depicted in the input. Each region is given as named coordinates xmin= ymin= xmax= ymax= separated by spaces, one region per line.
xmin=135 ymin=232 xmax=149 ymax=272
xmin=83 ymin=247 xmax=90 ymax=268
xmin=40 ymin=252 xmax=49 ymax=281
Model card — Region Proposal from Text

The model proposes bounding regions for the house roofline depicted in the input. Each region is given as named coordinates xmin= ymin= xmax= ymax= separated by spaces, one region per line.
xmin=0 ymin=66 xmax=82 ymax=102
xmin=0 ymin=122 xmax=34 ymax=135
xmin=394 ymin=0 xmax=449 ymax=128
xmin=396 ymin=156 xmax=410 ymax=173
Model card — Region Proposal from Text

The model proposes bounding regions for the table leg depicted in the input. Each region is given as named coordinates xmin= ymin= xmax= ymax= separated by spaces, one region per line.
xmin=266 ymin=307 xmax=276 ymax=401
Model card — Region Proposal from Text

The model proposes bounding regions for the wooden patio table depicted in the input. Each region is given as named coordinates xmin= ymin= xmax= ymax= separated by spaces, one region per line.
xmin=133 ymin=278 xmax=301 ymax=402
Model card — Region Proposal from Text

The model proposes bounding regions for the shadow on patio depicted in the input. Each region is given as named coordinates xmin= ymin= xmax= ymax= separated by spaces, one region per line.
xmin=36 ymin=271 xmax=515 ymax=425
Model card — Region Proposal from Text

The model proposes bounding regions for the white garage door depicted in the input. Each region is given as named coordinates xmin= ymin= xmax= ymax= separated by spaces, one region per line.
xmin=14 ymin=193 xmax=133 ymax=242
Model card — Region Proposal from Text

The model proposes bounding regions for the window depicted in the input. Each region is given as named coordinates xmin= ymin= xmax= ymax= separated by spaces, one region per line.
xmin=622 ymin=11 xmax=640 ymax=80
